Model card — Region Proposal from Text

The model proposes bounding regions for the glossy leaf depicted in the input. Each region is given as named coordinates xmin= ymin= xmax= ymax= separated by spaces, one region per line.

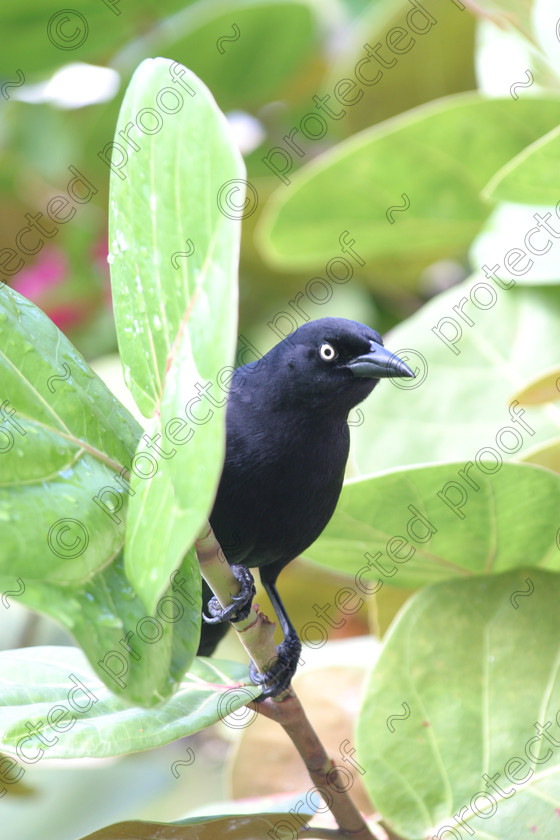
xmin=256 ymin=95 xmax=560 ymax=271
xmin=3 ymin=549 xmax=202 ymax=707
xmin=2 ymin=453 xmax=126 ymax=584
xmin=483 ymin=125 xmax=560 ymax=206
xmin=0 ymin=285 xmax=203 ymax=706
xmin=0 ymin=286 xmax=140 ymax=467
xmin=350 ymin=279 xmax=560 ymax=473
xmin=304 ymin=462 xmax=560 ymax=589
xmin=356 ymin=568 xmax=560 ymax=839
xmin=108 ymin=58 xmax=242 ymax=610
xmin=0 ymin=646 xmax=260 ymax=757
xmin=0 ymin=286 xmax=141 ymax=584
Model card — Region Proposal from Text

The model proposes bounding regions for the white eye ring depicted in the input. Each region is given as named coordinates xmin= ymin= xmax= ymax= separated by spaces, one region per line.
xmin=319 ymin=342 xmax=337 ymax=362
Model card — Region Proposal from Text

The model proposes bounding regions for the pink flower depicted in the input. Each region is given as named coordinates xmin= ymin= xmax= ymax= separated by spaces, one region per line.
xmin=12 ymin=248 xmax=67 ymax=299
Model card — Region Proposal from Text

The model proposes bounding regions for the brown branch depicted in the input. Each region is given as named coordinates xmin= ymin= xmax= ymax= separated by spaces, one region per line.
xmin=252 ymin=694 xmax=374 ymax=839
xmin=196 ymin=522 xmax=285 ymax=686
xmin=195 ymin=522 xmax=375 ymax=839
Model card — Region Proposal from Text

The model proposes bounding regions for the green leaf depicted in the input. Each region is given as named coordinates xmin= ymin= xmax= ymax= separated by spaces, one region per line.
xmin=350 ymin=279 xmax=560 ymax=472
xmin=78 ymin=811 xmax=313 ymax=840
xmin=1 ymin=0 xmax=195 ymax=79
xmin=108 ymin=58 xmax=243 ymax=610
xmin=0 ymin=646 xmax=260 ymax=757
xmin=0 ymin=285 xmax=203 ymax=705
xmin=483 ymin=126 xmax=560 ymax=205
xmin=134 ymin=0 xmax=323 ymax=112
xmin=256 ymin=94 xmax=560 ymax=271
xmin=0 ymin=286 xmax=139 ymax=465
xmin=322 ymin=0 xmax=475 ymax=135
xmin=2 ymin=549 xmax=202 ymax=707
xmin=0 ymin=286 xmax=141 ymax=584
xmin=304 ymin=462 xmax=560 ymax=589
xmin=2 ymin=454 xmax=125 ymax=584
xmin=109 ymin=57 xmax=242 ymax=418
xmin=356 ymin=568 xmax=560 ymax=840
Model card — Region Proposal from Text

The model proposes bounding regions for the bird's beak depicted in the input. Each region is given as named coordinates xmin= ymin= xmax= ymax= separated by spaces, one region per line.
xmin=346 ymin=343 xmax=415 ymax=379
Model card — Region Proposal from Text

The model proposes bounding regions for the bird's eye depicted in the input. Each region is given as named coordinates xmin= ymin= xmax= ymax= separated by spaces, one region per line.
xmin=319 ymin=342 xmax=337 ymax=362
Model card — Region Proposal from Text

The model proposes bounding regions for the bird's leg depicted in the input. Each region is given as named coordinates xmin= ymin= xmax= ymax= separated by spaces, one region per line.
xmin=249 ymin=578 xmax=302 ymax=700
xmin=202 ymin=564 xmax=256 ymax=624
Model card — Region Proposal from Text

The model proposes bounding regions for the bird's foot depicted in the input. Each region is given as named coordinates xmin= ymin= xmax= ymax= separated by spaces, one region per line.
xmin=202 ymin=565 xmax=256 ymax=624
xmin=249 ymin=630 xmax=302 ymax=700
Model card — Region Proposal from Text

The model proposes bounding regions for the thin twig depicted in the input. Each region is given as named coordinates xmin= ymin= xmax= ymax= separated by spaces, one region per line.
xmin=195 ymin=522 xmax=375 ymax=839
xmin=252 ymin=694 xmax=374 ymax=839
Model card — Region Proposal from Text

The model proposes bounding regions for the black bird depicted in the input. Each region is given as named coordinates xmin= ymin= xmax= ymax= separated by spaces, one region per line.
xmin=198 ymin=317 xmax=414 ymax=697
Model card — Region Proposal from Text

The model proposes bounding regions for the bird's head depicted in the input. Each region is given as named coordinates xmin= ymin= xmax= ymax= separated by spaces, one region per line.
xmin=261 ymin=317 xmax=414 ymax=415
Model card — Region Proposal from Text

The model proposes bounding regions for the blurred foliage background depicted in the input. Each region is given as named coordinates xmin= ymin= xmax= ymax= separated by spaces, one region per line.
xmin=1 ymin=0 xmax=480 ymax=362
xmin=2 ymin=1 xmax=560 ymax=838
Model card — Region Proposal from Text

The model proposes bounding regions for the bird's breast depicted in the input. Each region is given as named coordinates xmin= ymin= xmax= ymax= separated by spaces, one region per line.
xmin=209 ymin=412 xmax=350 ymax=574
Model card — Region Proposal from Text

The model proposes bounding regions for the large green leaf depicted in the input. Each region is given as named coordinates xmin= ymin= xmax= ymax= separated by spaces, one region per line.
xmin=0 ymin=286 xmax=141 ymax=584
xmin=108 ymin=58 xmax=242 ymax=610
xmin=350 ymin=279 xmax=560 ymax=473
xmin=256 ymin=94 xmax=560 ymax=271
xmin=0 ymin=287 xmax=139 ymax=466
xmin=304 ymin=462 xmax=560 ymax=589
xmin=322 ymin=0 xmax=475 ymax=134
xmin=4 ymin=549 xmax=202 ymax=707
xmin=0 ymin=274 xmax=202 ymax=706
xmin=1 ymin=0 xmax=194 ymax=80
xmin=122 ymin=0 xmax=324 ymax=112
xmin=0 ymin=646 xmax=260 ymax=758
xmin=357 ymin=569 xmax=560 ymax=840
xmin=483 ymin=126 xmax=560 ymax=206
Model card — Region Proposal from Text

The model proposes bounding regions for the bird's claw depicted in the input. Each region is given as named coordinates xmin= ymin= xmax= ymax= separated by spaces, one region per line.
xmin=249 ymin=631 xmax=302 ymax=700
xmin=202 ymin=565 xmax=256 ymax=624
